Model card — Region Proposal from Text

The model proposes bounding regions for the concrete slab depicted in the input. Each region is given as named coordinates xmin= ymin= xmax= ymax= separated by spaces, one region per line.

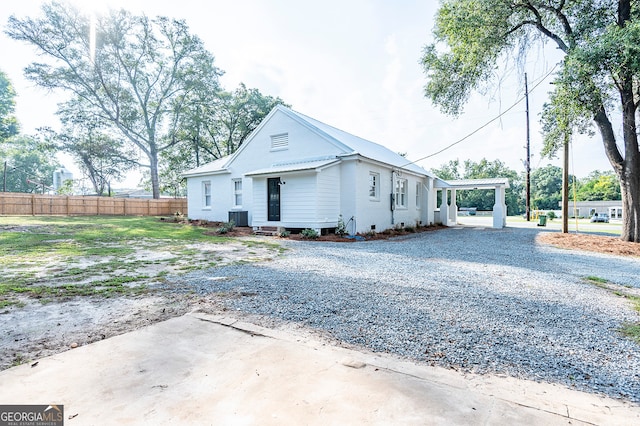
xmin=1 ymin=313 xmax=638 ymax=425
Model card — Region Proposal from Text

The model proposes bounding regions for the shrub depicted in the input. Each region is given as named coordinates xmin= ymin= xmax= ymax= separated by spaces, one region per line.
xmin=217 ymin=220 xmax=235 ymax=234
xmin=404 ymin=225 xmax=415 ymax=233
xmin=301 ymin=228 xmax=319 ymax=239
xmin=279 ymin=230 xmax=291 ymax=238
xmin=546 ymin=211 xmax=556 ymax=220
xmin=336 ymin=214 xmax=347 ymax=236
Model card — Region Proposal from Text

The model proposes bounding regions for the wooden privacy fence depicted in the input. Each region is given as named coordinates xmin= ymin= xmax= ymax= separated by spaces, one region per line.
xmin=0 ymin=192 xmax=188 ymax=216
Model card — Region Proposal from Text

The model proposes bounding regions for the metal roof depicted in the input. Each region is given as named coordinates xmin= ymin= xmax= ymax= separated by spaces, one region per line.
xmin=183 ymin=106 xmax=438 ymax=178
xmin=286 ymin=107 xmax=434 ymax=177
xmin=182 ymin=155 xmax=231 ymax=177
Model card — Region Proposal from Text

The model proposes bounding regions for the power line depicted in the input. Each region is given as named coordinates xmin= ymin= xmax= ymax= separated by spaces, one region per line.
xmin=401 ymin=64 xmax=558 ymax=168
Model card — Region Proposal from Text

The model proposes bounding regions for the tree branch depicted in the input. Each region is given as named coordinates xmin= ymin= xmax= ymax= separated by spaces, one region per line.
xmin=516 ymin=1 xmax=570 ymax=52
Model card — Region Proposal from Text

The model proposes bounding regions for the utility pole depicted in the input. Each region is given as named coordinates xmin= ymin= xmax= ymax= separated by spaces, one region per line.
xmin=525 ymin=73 xmax=531 ymax=221
xmin=562 ymin=127 xmax=570 ymax=233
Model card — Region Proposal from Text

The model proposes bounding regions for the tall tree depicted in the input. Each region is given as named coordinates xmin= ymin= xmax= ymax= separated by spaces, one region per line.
xmin=1 ymin=135 xmax=59 ymax=193
xmin=0 ymin=70 xmax=19 ymax=142
xmin=166 ymin=83 xmax=289 ymax=169
xmin=422 ymin=1 xmax=640 ymax=242
xmin=576 ymin=170 xmax=622 ymax=201
xmin=53 ymin=98 xmax=137 ymax=195
xmin=430 ymin=159 xmax=461 ymax=181
xmin=214 ymin=84 xmax=289 ymax=156
xmin=159 ymin=84 xmax=288 ymax=194
xmin=6 ymin=1 xmax=222 ymax=198
xmin=531 ymin=164 xmax=563 ymax=211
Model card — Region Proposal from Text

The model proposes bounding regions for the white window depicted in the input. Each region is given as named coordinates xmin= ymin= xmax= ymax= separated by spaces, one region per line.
xmin=395 ymin=178 xmax=407 ymax=208
xmin=416 ymin=182 xmax=421 ymax=209
xmin=203 ymin=181 xmax=211 ymax=208
xmin=233 ymin=179 xmax=243 ymax=207
xmin=271 ymin=133 xmax=289 ymax=150
xmin=369 ymin=172 xmax=379 ymax=200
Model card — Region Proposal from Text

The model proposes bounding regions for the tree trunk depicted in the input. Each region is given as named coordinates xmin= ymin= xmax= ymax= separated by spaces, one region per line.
xmin=149 ymin=148 xmax=160 ymax=199
xmin=618 ymin=63 xmax=640 ymax=241
xmin=620 ymin=163 xmax=640 ymax=241
xmin=593 ymin=105 xmax=640 ymax=242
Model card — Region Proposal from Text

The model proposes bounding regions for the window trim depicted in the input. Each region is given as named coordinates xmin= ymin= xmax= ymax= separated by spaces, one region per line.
xmin=369 ymin=172 xmax=380 ymax=200
xmin=203 ymin=181 xmax=212 ymax=209
xmin=415 ymin=182 xmax=421 ymax=209
xmin=233 ymin=179 xmax=243 ymax=208
xmin=395 ymin=178 xmax=408 ymax=209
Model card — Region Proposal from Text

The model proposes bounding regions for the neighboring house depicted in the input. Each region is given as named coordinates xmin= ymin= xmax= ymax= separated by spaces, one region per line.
xmin=560 ymin=200 xmax=623 ymax=219
xmin=52 ymin=167 xmax=73 ymax=192
xmin=183 ymin=105 xmax=509 ymax=234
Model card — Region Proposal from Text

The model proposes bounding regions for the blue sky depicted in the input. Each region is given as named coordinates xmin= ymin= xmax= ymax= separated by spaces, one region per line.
xmin=0 ymin=0 xmax=615 ymax=185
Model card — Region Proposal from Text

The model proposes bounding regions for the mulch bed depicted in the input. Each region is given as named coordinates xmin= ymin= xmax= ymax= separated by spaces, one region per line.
xmin=537 ymin=232 xmax=640 ymax=258
xmin=185 ymin=218 xmax=447 ymax=241
xmin=285 ymin=225 xmax=448 ymax=242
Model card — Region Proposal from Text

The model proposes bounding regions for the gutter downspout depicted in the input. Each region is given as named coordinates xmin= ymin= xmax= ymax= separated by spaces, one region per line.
xmin=390 ymin=170 xmax=396 ymax=225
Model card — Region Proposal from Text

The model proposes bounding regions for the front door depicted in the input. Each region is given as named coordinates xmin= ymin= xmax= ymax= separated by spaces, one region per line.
xmin=267 ymin=177 xmax=281 ymax=221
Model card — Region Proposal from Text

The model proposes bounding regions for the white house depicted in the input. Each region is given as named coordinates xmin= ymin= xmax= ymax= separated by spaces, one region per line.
xmin=183 ymin=106 xmax=508 ymax=234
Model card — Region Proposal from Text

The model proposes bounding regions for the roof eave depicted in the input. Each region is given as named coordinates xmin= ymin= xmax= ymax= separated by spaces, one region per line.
xmin=341 ymin=154 xmax=432 ymax=178
xmin=182 ymin=169 xmax=231 ymax=178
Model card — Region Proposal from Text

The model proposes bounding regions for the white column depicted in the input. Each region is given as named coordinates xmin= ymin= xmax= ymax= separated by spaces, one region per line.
xmin=439 ymin=188 xmax=449 ymax=226
xmin=492 ymin=186 xmax=507 ymax=228
xmin=449 ymin=188 xmax=457 ymax=224
xmin=425 ymin=178 xmax=435 ymax=226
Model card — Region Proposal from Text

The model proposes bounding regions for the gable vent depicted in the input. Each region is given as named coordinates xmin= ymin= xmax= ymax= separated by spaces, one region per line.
xmin=271 ymin=133 xmax=289 ymax=150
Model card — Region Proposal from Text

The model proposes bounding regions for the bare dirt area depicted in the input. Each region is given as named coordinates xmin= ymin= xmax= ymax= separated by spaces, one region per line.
xmin=0 ymin=270 xmax=258 ymax=371
xmin=2 ymin=294 xmax=186 ymax=368
xmin=0 ymin=223 xmax=281 ymax=370
xmin=537 ymin=232 xmax=640 ymax=258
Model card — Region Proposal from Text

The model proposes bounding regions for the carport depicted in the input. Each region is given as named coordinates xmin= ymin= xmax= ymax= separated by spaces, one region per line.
xmin=434 ymin=178 xmax=510 ymax=229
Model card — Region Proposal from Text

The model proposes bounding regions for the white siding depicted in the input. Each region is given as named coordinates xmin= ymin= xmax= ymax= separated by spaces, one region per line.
xmin=352 ymin=162 xmax=390 ymax=233
xmin=347 ymin=160 xmax=431 ymax=233
xmin=281 ymin=173 xmax=316 ymax=223
xmin=316 ymin=165 xmax=341 ymax=224
xmin=186 ymin=174 xmax=232 ymax=222
xmin=251 ymin=178 xmax=267 ymax=223
xmin=251 ymin=166 xmax=340 ymax=230
xmin=392 ymin=174 xmax=424 ymax=228
xmin=339 ymin=159 xmax=358 ymax=232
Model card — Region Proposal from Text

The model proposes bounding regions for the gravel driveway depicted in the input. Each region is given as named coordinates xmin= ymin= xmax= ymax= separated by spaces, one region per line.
xmin=178 ymin=226 xmax=640 ymax=403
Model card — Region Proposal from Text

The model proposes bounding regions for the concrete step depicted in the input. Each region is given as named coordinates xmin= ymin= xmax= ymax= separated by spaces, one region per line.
xmin=254 ymin=226 xmax=281 ymax=236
